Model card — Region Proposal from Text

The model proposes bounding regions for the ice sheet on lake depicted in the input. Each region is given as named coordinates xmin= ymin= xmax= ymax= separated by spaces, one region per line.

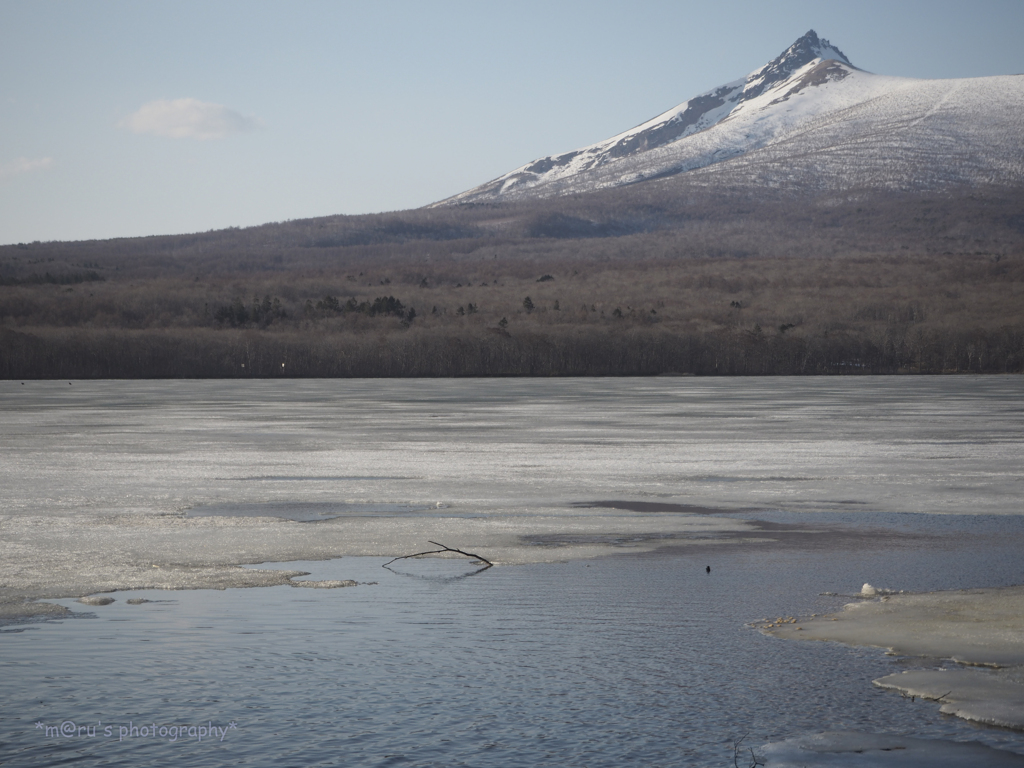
xmin=768 ymin=586 xmax=1024 ymax=666
xmin=767 ymin=586 xmax=1024 ymax=729
xmin=3 ymin=378 xmax=1021 ymax=520
xmin=2 ymin=377 xmax=1022 ymax=618
xmin=761 ymin=731 xmax=1024 ymax=766
xmin=875 ymin=669 xmax=1024 ymax=731
xmin=186 ymin=501 xmax=443 ymax=522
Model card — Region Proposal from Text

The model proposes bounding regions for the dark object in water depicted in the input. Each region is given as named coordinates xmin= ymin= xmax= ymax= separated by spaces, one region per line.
xmin=383 ymin=541 xmax=493 ymax=570
xmin=706 ymin=565 xmax=711 ymax=574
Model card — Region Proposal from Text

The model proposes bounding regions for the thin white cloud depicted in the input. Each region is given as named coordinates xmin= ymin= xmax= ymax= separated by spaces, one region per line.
xmin=0 ymin=157 xmax=55 ymax=179
xmin=121 ymin=98 xmax=259 ymax=140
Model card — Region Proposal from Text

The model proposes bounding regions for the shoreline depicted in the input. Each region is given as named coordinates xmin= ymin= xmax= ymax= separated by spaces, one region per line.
xmin=0 ymin=503 xmax=761 ymax=621
xmin=0 ymin=501 xmax=941 ymax=624
xmin=764 ymin=585 xmax=1024 ymax=730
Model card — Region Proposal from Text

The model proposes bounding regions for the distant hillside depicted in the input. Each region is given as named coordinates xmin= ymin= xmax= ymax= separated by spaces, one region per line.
xmin=1 ymin=185 xmax=1022 ymax=378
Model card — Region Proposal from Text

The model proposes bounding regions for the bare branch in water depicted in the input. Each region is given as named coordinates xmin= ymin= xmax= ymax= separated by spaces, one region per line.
xmin=382 ymin=541 xmax=493 ymax=569
xmin=732 ymin=733 xmax=764 ymax=768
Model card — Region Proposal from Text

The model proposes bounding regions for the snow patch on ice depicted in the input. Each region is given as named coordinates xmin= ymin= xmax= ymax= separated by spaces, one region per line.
xmin=855 ymin=583 xmax=902 ymax=598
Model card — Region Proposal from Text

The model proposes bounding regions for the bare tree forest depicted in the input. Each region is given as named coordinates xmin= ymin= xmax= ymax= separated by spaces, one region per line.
xmin=2 ymin=183 xmax=1022 ymax=378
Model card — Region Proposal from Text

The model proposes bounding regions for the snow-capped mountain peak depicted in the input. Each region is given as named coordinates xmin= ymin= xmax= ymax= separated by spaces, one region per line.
xmin=434 ymin=30 xmax=1024 ymax=206
xmin=742 ymin=29 xmax=854 ymax=100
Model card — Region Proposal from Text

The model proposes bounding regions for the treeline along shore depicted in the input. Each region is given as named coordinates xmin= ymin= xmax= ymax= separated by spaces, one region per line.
xmin=2 ymin=184 xmax=1022 ymax=377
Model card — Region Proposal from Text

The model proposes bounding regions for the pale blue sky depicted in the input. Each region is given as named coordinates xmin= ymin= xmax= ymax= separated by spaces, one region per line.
xmin=2 ymin=0 xmax=1022 ymax=244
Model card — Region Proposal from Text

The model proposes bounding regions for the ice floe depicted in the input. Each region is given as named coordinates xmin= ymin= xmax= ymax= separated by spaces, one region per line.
xmin=761 ymin=731 xmax=1024 ymax=766
xmin=767 ymin=585 xmax=1024 ymax=730
xmin=875 ymin=669 xmax=1024 ymax=731
xmin=76 ymin=595 xmax=115 ymax=606
xmin=768 ymin=585 xmax=1024 ymax=666
xmin=288 ymin=579 xmax=357 ymax=589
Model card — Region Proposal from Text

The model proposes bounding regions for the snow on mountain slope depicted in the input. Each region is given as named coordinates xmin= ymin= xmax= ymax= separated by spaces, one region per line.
xmin=435 ymin=30 xmax=1024 ymax=205
xmin=681 ymin=74 xmax=1024 ymax=191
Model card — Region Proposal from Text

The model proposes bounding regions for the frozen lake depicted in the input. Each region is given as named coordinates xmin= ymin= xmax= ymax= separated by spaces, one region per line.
xmin=3 ymin=377 xmax=1023 ymax=522
xmin=1 ymin=377 xmax=1023 ymax=765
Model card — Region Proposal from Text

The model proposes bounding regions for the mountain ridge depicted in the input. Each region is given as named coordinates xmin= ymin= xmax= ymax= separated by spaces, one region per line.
xmin=436 ymin=31 xmax=1024 ymax=205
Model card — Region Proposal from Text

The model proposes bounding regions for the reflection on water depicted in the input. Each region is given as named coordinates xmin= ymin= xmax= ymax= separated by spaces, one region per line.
xmin=383 ymin=561 xmax=494 ymax=582
xmin=3 ymin=519 xmax=1024 ymax=768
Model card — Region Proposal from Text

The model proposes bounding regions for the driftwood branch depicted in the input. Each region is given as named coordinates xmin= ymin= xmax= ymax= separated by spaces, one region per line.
xmin=732 ymin=733 xmax=764 ymax=768
xmin=382 ymin=541 xmax=493 ymax=569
